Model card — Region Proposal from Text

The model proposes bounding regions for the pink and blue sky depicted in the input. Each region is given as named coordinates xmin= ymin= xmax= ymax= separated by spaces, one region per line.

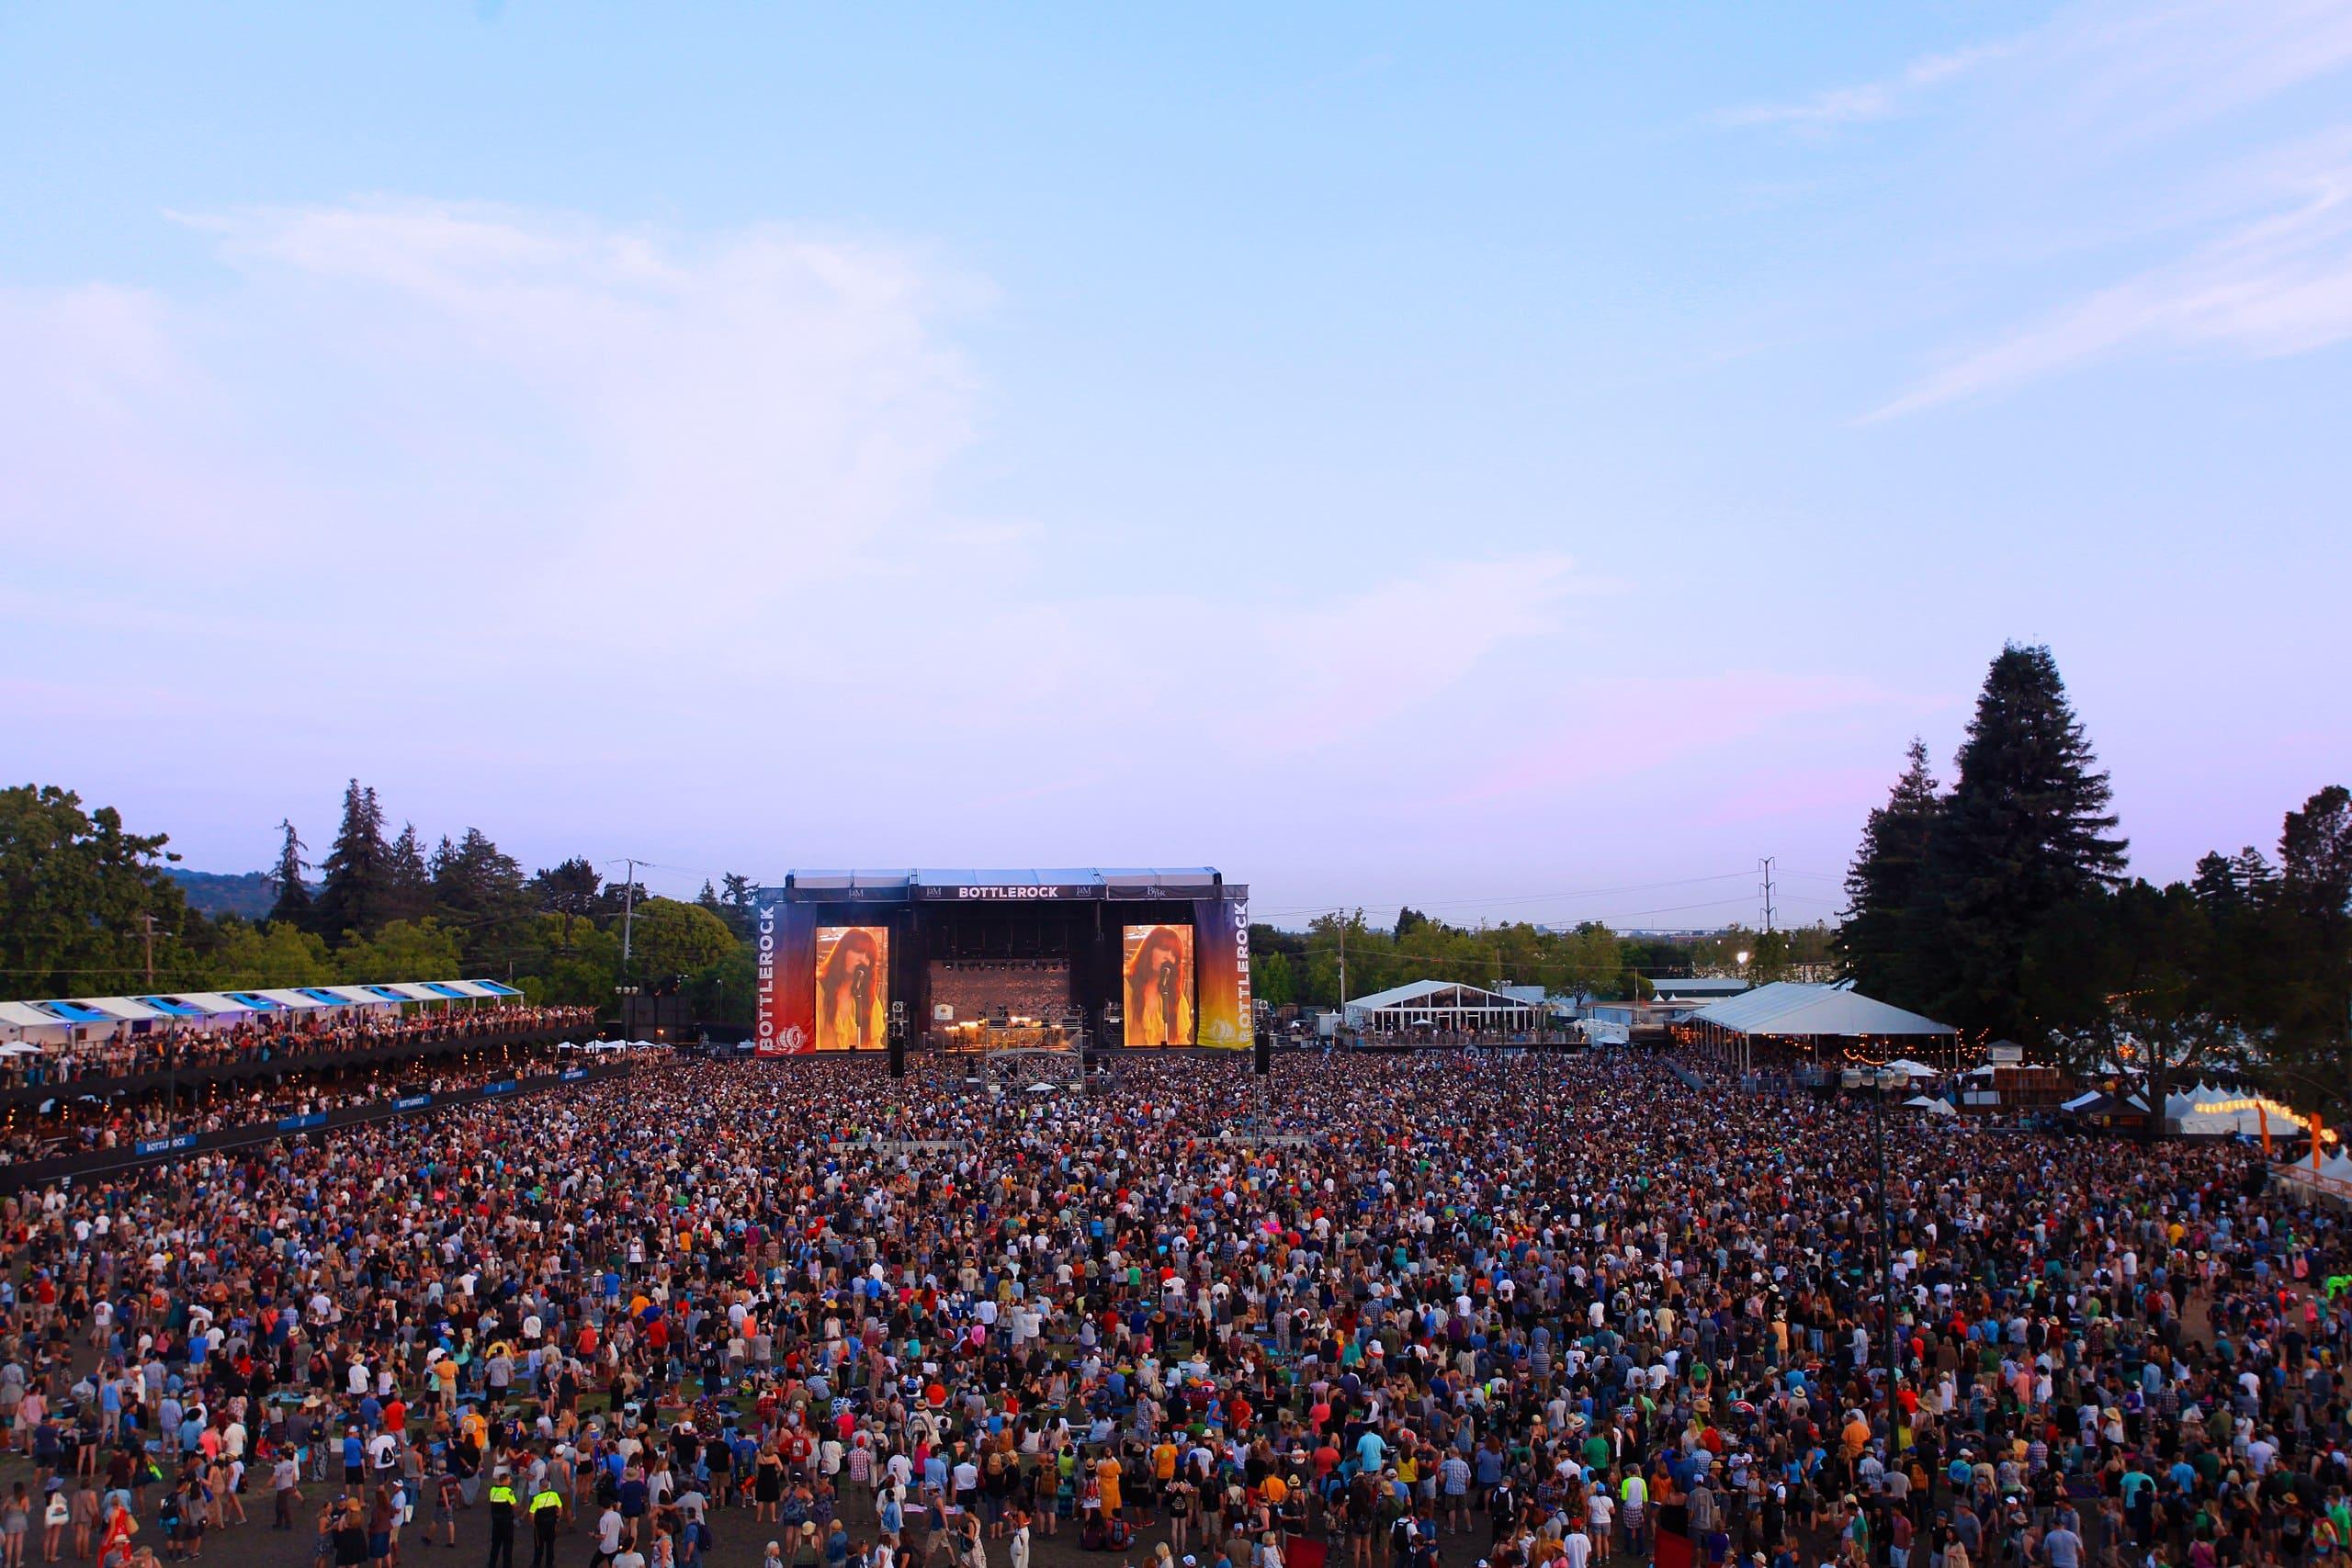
xmin=4 ymin=3 xmax=2347 ymax=926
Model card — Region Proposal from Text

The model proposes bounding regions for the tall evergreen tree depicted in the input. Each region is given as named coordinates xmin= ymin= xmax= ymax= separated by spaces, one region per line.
xmin=1916 ymin=644 xmax=2128 ymax=1042
xmin=718 ymin=872 xmax=758 ymax=937
xmin=2192 ymin=846 xmax=2278 ymax=913
xmin=430 ymin=828 xmax=530 ymax=971
xmin=267 ymin=818 xmax=313 ymax=928
xmin=1838 ymin=738 xmax=1940 ymax=1005
xmin=531 ymin=858 xmax=605 ymax=950
xmin=312 ymin=781 xmax=393 ymax=942
xmin=385 ymin=824 xmax=435 ymax=925
xmin=2270 ymin=785 xmax=2352 ymax=1089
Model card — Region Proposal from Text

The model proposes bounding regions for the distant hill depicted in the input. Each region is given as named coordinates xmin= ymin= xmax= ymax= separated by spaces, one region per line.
xmin=167 ymin=868 xmax=311 ymax=919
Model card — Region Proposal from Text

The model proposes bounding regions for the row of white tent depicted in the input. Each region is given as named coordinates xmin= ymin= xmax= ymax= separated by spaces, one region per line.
xmin=2057 ymin=1080 xmax=2317 ymax=1138
xmin=0 ymin=980 xmax=525 ymax=1046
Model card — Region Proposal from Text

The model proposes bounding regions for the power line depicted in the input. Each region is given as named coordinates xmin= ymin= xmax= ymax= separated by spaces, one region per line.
xmin=1254 ymin=870 xmax=1758 ymax=919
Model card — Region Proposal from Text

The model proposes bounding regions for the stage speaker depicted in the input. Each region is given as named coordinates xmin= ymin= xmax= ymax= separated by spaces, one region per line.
xmin=888 ymin=1032 xmax=906 ymax=1079
xmin=1254 ymin=1028 xmax=1272 ymax=1077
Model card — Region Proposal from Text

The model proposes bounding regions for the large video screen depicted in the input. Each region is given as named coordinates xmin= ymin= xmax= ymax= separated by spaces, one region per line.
xmin=1122 ymin=923 xmax=1194 ymax=1046
xmin=814 ymin=926 xmax=888 ymax=1051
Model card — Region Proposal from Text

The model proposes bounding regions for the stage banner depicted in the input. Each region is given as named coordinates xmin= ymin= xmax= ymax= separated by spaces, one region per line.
xmin=754 ymin=899 xmax=819 ymax=1055
xmin=1122 ymin=923 xmax=1195 ymax=1046
xmin=814 ymin=926 xmax=888 ymax=1051
xmin=1194 ymin=895 xmax=1252 ymax=1049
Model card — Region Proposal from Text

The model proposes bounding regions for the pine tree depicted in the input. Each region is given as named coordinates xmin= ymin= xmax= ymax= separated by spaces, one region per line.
xmin=530 ymin=858 xmax=604 ymax=951
xmin=2270 ymin=785 xmax=2352 ymax=1084
xmin=385 ymin=824 xmax=435 ymax=925
xmin=267 ymin=818 xmax=313 ymax=928
xmin=1837 ymin=738 xmax=1940 ymax=1005
xmin=312 ymin=781 xmax=392 ymax=942
xmin=2192 ymin=846 xmax=2278 ymax=913
xmin=430 ymin=828 xmax=529 ymax=971
xmin=1915 ymin=644 xmax=2128 ymax=1042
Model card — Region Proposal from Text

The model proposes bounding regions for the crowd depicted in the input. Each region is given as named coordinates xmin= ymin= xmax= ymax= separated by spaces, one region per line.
xmin=0 ymin=1008 xmax=595 ymax=1093
xmin=0 ymin=1037 xmax=613 ymax=1165
xmin=0 ymin=1048 xmax=2345 ymax=1568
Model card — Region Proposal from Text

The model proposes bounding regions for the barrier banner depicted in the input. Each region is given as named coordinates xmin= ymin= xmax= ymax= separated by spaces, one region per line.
xmin=1193 ymin=894 xmax=1252 ymax=1049
xmin=482 ymin=1080 xmax=518 ymax=1097
xmin=131 ymin=1134 xmax=199 ymax=1156
xmin=275 ymin=1111 xmax=328 ymax=1132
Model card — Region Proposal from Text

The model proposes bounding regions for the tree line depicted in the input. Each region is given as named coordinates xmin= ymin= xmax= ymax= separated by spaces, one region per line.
xmin=1245 ymin=911 xmax=1834 ymax=1011
xmin=0 ymin=780 xmax=763 ymax=1023
xmin=1839 ymin=643 xmax=2351 ymax=1119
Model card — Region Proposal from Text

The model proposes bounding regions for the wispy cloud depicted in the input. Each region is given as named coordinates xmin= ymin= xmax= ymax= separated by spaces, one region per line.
xmin=1715 ymin=0 xmax=2352 ymax=417
xmin=1874 ymin=139 xmax=2352 ymax=417
xmin=1717 ymin=42 xmax=2010 ymax=130
xmin=0 ymin=199 xmax=1634 ymax=849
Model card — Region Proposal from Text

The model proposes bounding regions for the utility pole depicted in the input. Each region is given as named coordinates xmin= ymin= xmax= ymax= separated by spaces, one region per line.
xmin=139 ymin=913 xmax=156 ymax=987
xmin=1337 ymin=914 xmax=1348 ymax=1032
xmin=619 ymin=858 xmax=639 ymax=1038
xmin=620 ymin=858 xmax=639 ymax=973
xmin=1758 ymin=857 xmax=1777 ymax=935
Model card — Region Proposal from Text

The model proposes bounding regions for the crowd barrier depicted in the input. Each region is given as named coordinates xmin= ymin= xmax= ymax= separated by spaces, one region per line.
xmin=0 ymin=1060 xmax=630 ymax=1190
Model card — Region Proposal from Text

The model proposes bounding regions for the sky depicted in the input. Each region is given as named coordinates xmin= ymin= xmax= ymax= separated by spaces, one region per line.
xmin=4 ymin=2 xmax=2349 ymax=929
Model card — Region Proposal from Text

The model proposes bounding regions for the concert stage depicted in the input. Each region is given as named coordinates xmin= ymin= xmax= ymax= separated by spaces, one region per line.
xmin=749 ymin=870 xmax=1250 ymax=1055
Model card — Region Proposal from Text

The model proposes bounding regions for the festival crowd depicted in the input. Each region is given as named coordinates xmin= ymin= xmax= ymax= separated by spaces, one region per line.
xmin=0 ymin=1050 xmax=2346 ymax=1568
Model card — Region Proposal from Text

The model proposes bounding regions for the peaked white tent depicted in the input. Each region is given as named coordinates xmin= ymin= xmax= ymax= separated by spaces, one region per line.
xmin=2165 ymin=1084 xmax=2312 ymax=1138
xmin=1688 ymin=980 xmax=1957 ymax=1075
xmin=1344 ymin=979 xmax=1541 ymax=1033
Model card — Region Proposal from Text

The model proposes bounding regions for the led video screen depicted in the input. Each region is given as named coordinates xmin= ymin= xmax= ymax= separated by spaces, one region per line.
xmin=814 ymin=926 xmax=888 ymax=1051
xmin=1122 ymin=923 xmax=1194 ymax=1046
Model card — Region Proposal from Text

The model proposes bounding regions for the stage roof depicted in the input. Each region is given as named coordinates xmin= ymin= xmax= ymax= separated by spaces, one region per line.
xmin=774 ymin=869 xmax=1241 ymax=901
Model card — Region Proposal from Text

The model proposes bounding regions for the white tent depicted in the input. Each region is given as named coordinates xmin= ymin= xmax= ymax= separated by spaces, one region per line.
xmin=1690 ymin=982 xmax=1957 ymax=1041
xmin=2165 ymin=1086 xmax=2311 ymax=1138
xmin=251 ymin=988 xmax=336 ymax=1010
xmin=166 ymin=992 xmax=262 ymax=1017
xmin=1345 ymin=979 xmax=1542 ymax=1032
xmin=1885 ymin=1058 xmax=1939 ymax=1078
xmin=0 ymin=1002 xmax=70 ymax=1043
xmin=1905 ymin=1095 xmax=1957 ymax=1116
xmin=66 ymin=997 xmax=169 ymax=1022
xmin=1688 ymin=981 xmax=1956 ymax=1074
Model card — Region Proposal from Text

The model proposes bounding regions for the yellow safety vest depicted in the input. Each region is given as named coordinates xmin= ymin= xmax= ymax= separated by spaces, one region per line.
xmin=489 ymin=1485 xmax=516 ymax=1506
xmin=530 ymin=1490 xmax=562 ymax=1514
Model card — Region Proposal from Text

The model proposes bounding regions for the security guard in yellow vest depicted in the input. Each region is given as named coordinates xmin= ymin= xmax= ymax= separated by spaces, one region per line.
xmin=527 ymin=1476 xmax=565 ymax=1568
xmin=485 ymin=1469 xmax=518 ymax=1568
